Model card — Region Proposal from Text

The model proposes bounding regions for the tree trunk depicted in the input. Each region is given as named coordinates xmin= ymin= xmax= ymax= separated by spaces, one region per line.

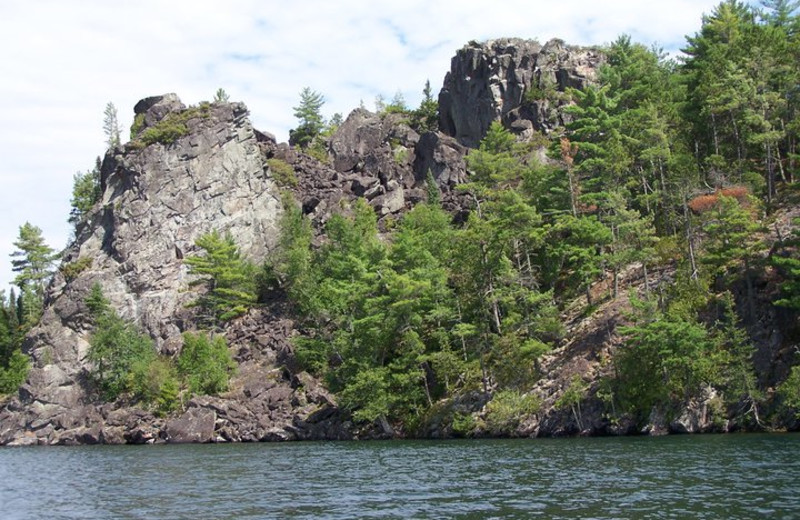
xmin=683 ymin=193 xmax=699 ymax=281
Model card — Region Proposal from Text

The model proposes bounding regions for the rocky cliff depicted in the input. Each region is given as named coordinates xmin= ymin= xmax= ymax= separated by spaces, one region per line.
xmin=3 ymin=37 xmax=790 ymax=446
xmin=0 ymin=95 xmax=348 ymax=445
xmin=439 ymin=38 xmax=603 ymax=147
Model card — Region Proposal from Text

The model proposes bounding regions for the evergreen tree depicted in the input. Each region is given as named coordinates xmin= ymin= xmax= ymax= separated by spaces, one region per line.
xmin=177 ymin=332 xmax=235 ymax=395
xmin=69 ymin=157 xmax=102 ymax=228
xmin=213 ymin=88 xmax=230 ymax=103
xmin=289 ymin=87 xmax=325 ymax=148
xmin=85 ymin=284 xmax=156 ymax=401
xmin=185 ymin=231 xmax=257 ymax=325
xmin=103 ymin=102 xmax=121 ymax=148
xmin=10 ymin=222 xmax=56 ymax=320
xmin=615 ymin=312 xmax=722 ymax=417
xmin=772 ymin=218 xmax=800 ymax=309
xmin=411 ymin=79 xmax=439 ymax=133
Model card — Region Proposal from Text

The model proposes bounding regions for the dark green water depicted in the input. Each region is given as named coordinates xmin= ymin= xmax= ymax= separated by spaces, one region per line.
xmin=1 ymin=434 xmax=798 ymax=519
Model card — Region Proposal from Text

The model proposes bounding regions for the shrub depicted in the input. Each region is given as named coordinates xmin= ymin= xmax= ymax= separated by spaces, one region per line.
xmin=130 ymin=113 xmax=145 ymax=139
xmin=482 ymin=390 xmax=541 ymax=435
xmin=139 ymin=121 xmax=188 ymax=146
xmin=451 ymin=411 xmax=477 ymax=437
xmin=306 ymin=137 xmax=330 ymax=164
xmin=177 ymin=332 xmax=235 ymax=396
xmin=61 ymin=257 xmax=92 ymax=282
xmin=267 ymin=158 xmax=298 ymax=187
xmin=0 ymin=350 xmax=29 ymax=395
xmin=85 ymin=284 xmax=157 ymax=401
xmin=779 ymin=365 xmax=800 ymax=418
xmin=131 ymin=104 xmax=211 ymax=147
xmin=128 ymin=356 xmax=180 ymax=415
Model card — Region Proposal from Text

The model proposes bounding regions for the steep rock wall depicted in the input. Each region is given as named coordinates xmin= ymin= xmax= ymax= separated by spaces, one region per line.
xmin=0 ymin=95 xmax=296 ymax=444
xmin=438 ymin=38 xmax=604 ymax=147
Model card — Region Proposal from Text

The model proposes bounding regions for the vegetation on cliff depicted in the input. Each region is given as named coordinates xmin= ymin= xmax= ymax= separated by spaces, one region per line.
xmin=268 ymin=0 xmax=800 ymax=434
xmin=1 ymin=0 xmax=799 ymax=442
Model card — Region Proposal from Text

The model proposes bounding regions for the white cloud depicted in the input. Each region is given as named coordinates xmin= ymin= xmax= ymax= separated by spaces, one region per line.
xmin=0 ymin=0 xmax=731 ymax=293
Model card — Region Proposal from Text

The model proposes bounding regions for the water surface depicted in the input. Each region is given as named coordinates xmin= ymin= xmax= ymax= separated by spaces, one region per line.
xmin=1 ymin=434 xmax=798 ymax=519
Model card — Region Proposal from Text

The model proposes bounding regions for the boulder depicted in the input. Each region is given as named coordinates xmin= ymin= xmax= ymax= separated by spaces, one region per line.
xmin=166 ymin=407 xmax=217 ymax=443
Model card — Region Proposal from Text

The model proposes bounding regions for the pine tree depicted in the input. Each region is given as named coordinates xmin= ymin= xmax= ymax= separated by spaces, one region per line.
xmin=411 ymin=79 xmax=439 ymax=132
xmin=772 ymin=218 xmax=800 ymax=309
xmin=10 ymin=222 xmax=56 ymax=315
xmin=213 ymin=88 xmax=230 ymax=103
xmin=85 ymin=284 xmax=156 ymax=401
xmin=289 ymin=87 xmax=325 ymax=148
xmin=69 ymin=157 xmax=102 ymax=228
xmin=185 ymin=231 xmax=257 ymax=325
xmin=103 ymin=102 xmax=121 ymax=148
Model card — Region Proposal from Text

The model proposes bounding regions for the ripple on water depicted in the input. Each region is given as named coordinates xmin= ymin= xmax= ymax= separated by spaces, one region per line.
xmin=1 ymin=434 xmax=799 ymax=519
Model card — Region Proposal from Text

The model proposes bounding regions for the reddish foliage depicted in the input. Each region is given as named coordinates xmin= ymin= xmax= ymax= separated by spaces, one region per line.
xmin=687 ymin=186 xmax=750 ymax=214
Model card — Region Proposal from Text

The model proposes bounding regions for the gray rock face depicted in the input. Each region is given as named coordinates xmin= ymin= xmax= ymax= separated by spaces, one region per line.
xmin=0 ymin=94 xmax=287 ymax=445
xmin=326 ymin=109 xmax=419 ymax=217
xmin=438 ymin=38 xmax=604 ymax=147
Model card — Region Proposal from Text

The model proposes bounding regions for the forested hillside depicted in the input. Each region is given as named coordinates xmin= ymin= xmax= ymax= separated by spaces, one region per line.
xmin=1 ymin=0 xmax=799 ymax=444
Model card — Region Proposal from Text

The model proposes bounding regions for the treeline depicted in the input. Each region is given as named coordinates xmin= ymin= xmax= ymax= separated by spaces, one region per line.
xmin=263 ymin=0 xmax=800 ymax=432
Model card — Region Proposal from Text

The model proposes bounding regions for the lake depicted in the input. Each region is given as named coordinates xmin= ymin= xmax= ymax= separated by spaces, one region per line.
xmin=1 ymin=434 xmax=798 ymax=519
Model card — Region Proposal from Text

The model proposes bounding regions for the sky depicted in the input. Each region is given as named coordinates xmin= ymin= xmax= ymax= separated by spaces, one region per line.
xmin=0 ymin=0 xmax=732 ymax=295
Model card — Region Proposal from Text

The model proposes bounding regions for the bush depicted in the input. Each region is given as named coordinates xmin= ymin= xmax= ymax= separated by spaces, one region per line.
xmin=128 ymin=357 xmax=180 ymax=416
xmin=451 ymin=411 xmax=477 ymax=437
xmin=177 ymin=332 xmax=235 ymax=396
xmin=87 ymin=302 xmax=156 ymax=401
xmin=130 ymin=113 xmax=145 ymax=139
xmin=85 ymin=283 xmax=169 ymax=404
xmin=61 ymin=257 xmax=92 ymax=282
xmin=267 ymin=158 xmax=298 ymax=187
xmin=0 ymin=350 xmax=29 ymax=395
xmin=139 ymin=121 xmax=188 ymax=146
xmin=482 ymin=390 xmax=540 ymax=435
xmin=131 ymin=104 xmax=211 ymax=147
xmin=779 ymin=365 xmax=800 ymax=418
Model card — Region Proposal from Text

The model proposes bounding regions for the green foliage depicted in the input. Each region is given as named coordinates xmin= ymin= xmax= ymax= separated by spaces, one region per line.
xmin=69 ymin=157 xmax=102 ymax=228
xmin=128 ymin=356 xmax=180 ymax=416
xmin=267 ymin=158 xmax=298 ymax=187
xmin=133 ymin=105 xmax=211 ymax=147
xmin=425 ymin=169 xmax=441 ymax=206
xmin=714 ymin=292 xmax=762 ymax=423
xmin=185 ymin=230 xmax=257 ymax=325
xmin=213 ymin=88 xmax=230 ymax=103
xmin=451 ymin=411 xmax=477 ymax=437
xmin=482 ymin=390 xmax=541 ymax=435
xmin=290 ymin=87 xmax=325 ymax=148
xmin=85 ymin=284 xmax=157 ymax=401
xmin=0 ymin=349 xmax=29 ymax=394
xmin=306 ymin=137 xmax=330 ymax=164
xmin=177 ymin=332 xmax=235 ymax=396
xmin=103 ymin=102 xmax=121 ymax=148
xmin=60 ymin=257 xmax=92 ymax=282
xmin=10 ymin=222 xmax=56 ymax=325
xmin=779 ymin=364 xmax=800 ymax=417
xmin=85 ymin=286 xmax=233 ymax=412
xmin=555 ymin=375 xmax=589 ymax=428
xmin=260 ymin=7 xmax=800 ymax=433
xmin=410 ymin=79 xmax=439 ymax=133
xmin=699 ymin=195 xmax=762 ymax=279
xmin=0 ymin=290 xmax=28 ymax=394
xmin=772 ymin=218 xmax=800 ymax=309
xmin=130 ymin=113 xmax=145 ymax=139
xmin=139 ymin=119 xmax=188 ymax=146
xmin=614 ymin=311 xmax=722 ymax=417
